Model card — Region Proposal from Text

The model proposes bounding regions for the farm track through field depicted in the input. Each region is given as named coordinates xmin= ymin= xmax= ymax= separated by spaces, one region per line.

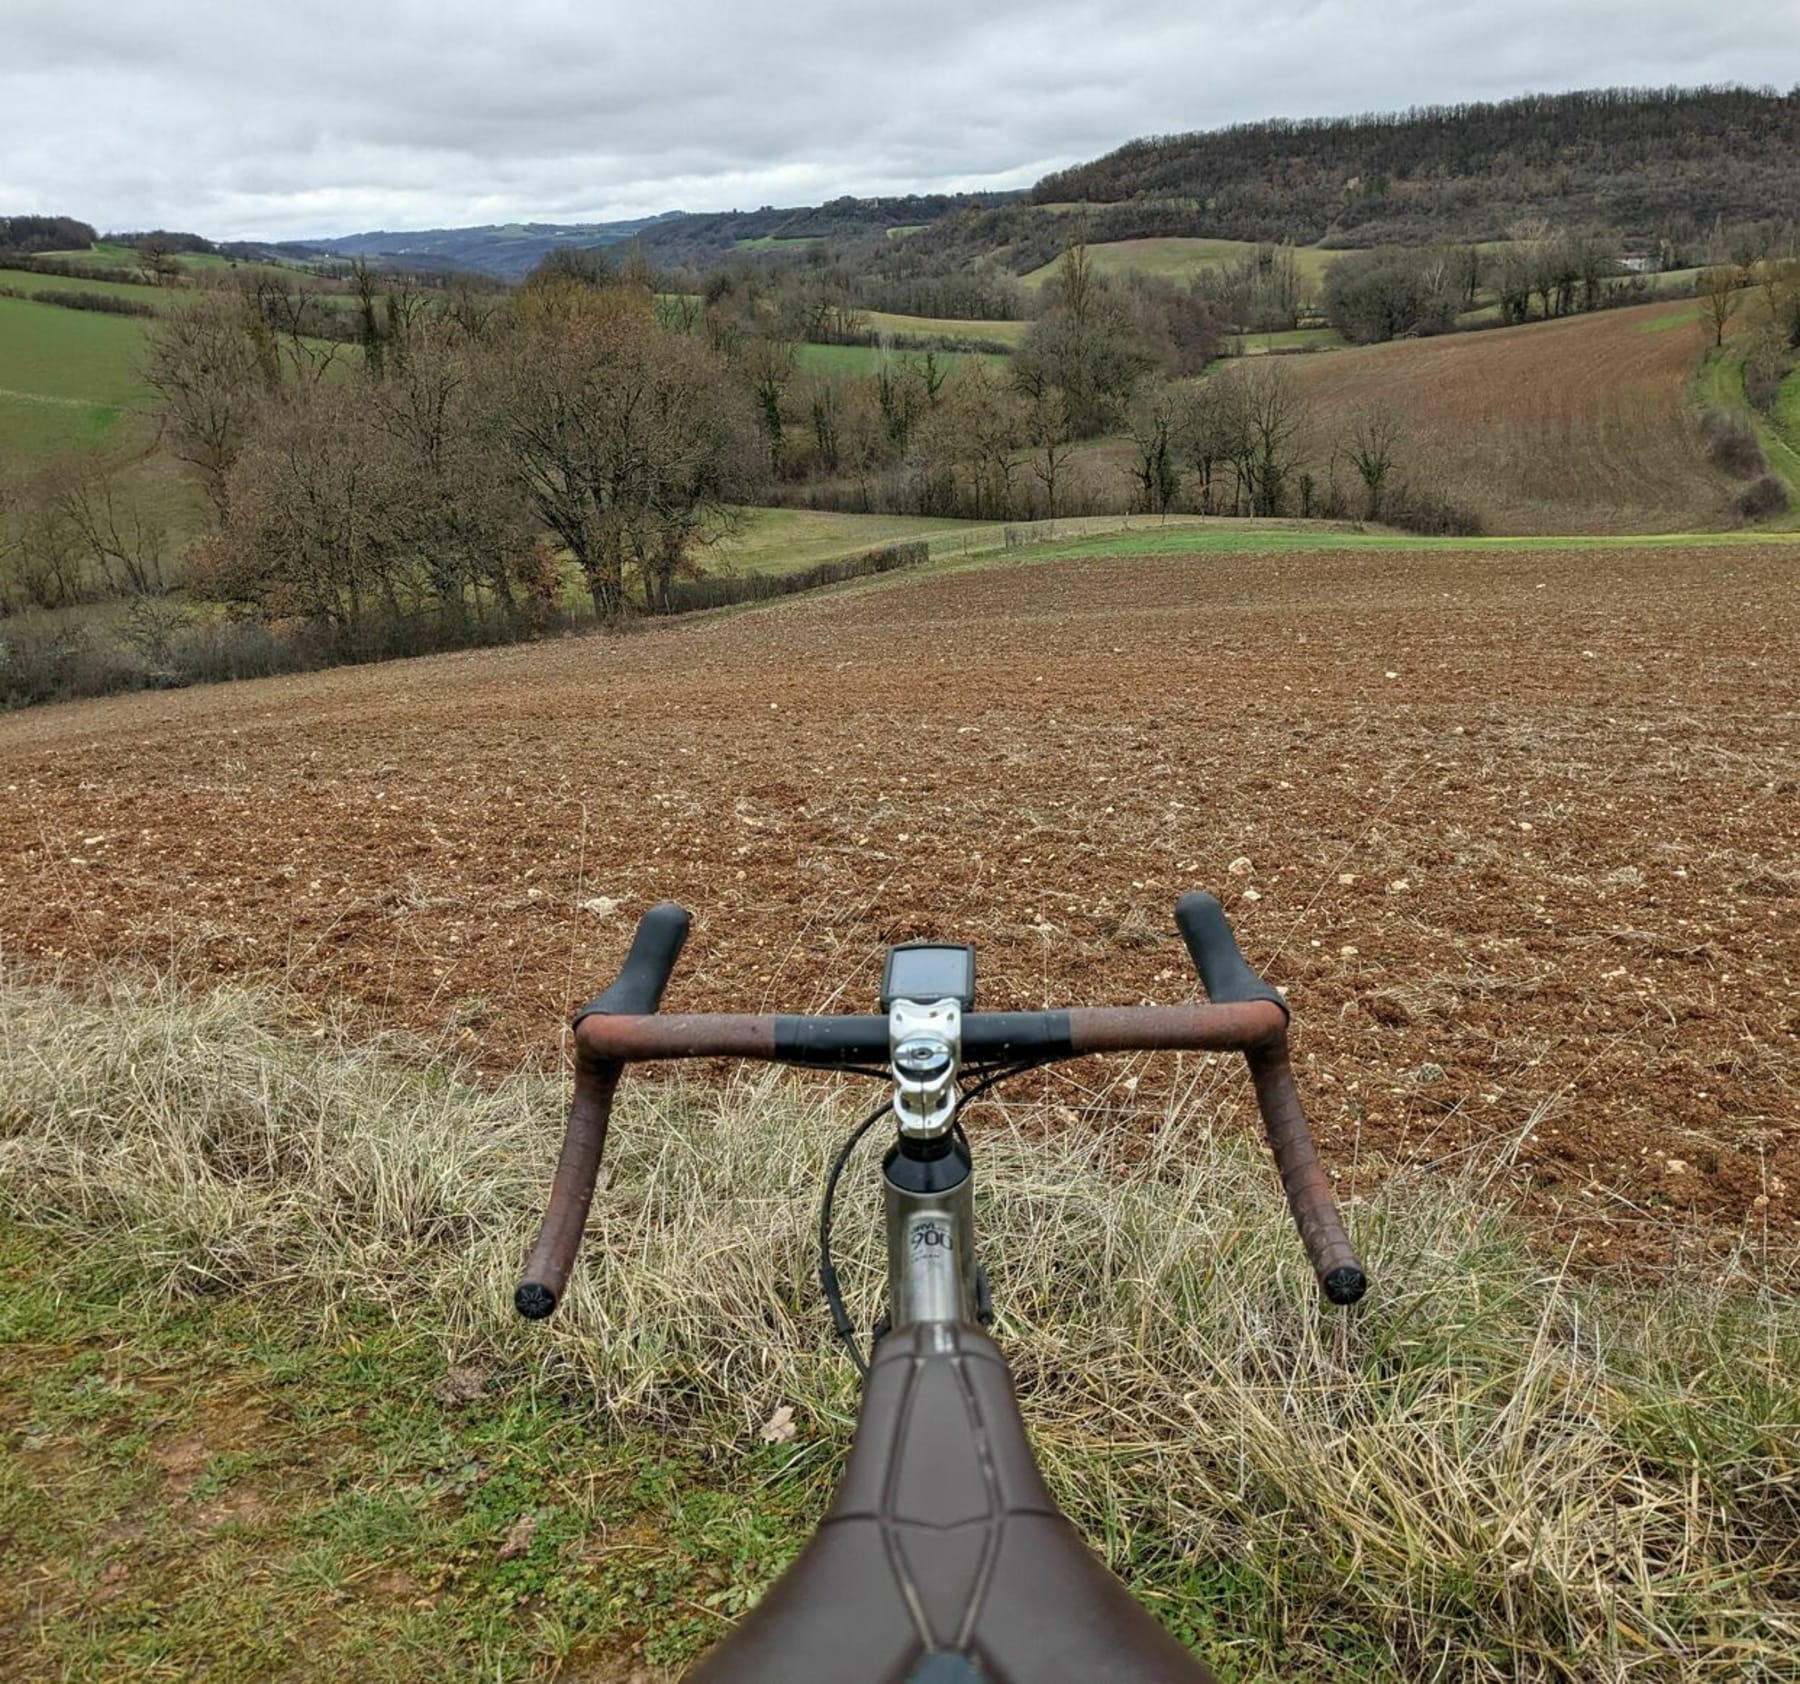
xmin=1 ymin=544 xmax=1795 ymax=1272
xmin=0 ymin=386 xmax=92 ymax=407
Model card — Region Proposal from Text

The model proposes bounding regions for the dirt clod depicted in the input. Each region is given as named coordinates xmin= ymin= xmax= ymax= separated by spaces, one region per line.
xmin=1 ymin=544 xmax=1794 ymax=1272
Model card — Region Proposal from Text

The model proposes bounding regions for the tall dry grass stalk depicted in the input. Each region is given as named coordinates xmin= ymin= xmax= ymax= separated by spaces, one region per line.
xmin=2 ymin=976 xmax=1795 ymax=1678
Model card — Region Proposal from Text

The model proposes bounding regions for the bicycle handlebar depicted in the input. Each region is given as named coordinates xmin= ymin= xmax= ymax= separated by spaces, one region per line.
xmin=575 ymin=900 xmax=691 ymax=1020
xmin=515 ymin=895 xmax=1367 ymax=1321
xmin=514 ymin=903 xmax=690 ymax=1320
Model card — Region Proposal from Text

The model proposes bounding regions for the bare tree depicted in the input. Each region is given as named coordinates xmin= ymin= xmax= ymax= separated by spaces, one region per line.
xmin=1052 ymin=225 xmax=1097 ymax=328
xmin=1755 ymin=258 xmax=1800 ymax=348
xmin=45 ymin=452 xmax=168 ymax=596
xmin=1343 ymin=409 xmax=1404 ymax=521
xmin=134 ymin=233 xmax=181 ymax=287
xmin=195 ymin=378 xmax=405 ymax=627
xmin=927 ymin=362 xmax=1028 ymax=520
xmin=1177 ymin=379 xmax=1241 ymax=515
xmin=495 ymin=283 xmax=758 ymax=618
xmin=741 ymin=338 xmax=798 ymax=474
xmin=6 ymin=464 xmax=96 ymax=609
xmin=1126 ymin=380 xmax=1182 ymax=516
xmin=233 ymin=273 xmax=339 ymax=386
xmin=656 ymin=292 xmax=704 ymax=336
xmin=1214 ymin=361 xmax=1310 ymax=517
xmin=351 ymin=259 xmax=386 ymax=376
xmin=1025 ymin=383 xmax=1076 ymax=523
xmin=0 ymin=468 xmax=24 ymax=615
xmin=1699 ymin=266 xmax=1743 ymax=349
xmin=141 ymin=294 xmax=279 ymax=520
xmin=363 ymin=319 xmax=532 ymax=618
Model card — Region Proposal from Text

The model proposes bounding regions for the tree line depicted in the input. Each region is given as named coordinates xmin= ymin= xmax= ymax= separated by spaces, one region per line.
xmin=1029 ymin=86 xmax=1800 ymax=253
xmin=0 ymin=215 xmax=98 ymax=254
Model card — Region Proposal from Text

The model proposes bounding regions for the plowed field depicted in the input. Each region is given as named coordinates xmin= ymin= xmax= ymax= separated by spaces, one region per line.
xmin=2 ymin=542 xmax=1795 ymax=1270
xmin=1289 ymin=299 xmax=1742 ymax=533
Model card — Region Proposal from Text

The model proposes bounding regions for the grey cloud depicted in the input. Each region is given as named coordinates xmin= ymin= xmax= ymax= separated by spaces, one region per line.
xmin=2 ymin=0 xmax=1796 ymax=240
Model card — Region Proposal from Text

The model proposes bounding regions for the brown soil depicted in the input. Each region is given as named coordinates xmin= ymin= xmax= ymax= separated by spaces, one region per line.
xmin=1287 ymin=299 xmax=1744 ymax=533
xmin=2 ymin=544 xmax=1795 ymax=1270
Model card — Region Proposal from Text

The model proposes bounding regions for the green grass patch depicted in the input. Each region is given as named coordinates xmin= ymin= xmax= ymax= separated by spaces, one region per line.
xmin=1227 ymin=326 xmax=1345 ymax=355
xmin=734 ymin=235 xmax=821 ymax=251
xmin=1024 ymin=238 xmax=1338 ymax=290
xmin=0 ymin=267 xmax=169 ymax=308
xmin=1696 ymin=346 xmax=1800 ymax=524
xmin=40 ymin=242 xmax=145 ymax=268
xmin=0 ymin=293 xmax=152 ymax=454
xmin=706 ymin=508 xmax=1000 ymax=575
xmin=864 ymin=309 xmax=1027 ymax=348
xmin=0 ymin=1223 xmax=790 ymax=1682
xmin=1638 ymin=300 xmax=1707 ymax=332
xmin=1000 ymin=520 xmax=1800 ymax=566
xmin=1773 ymin=361 xmax=1800 ymax=464
xmin=43 ymin=243 xmax=300 ymax=281
xmin=795 ymin=342 xmax=1008 ymax=377
xmin=1 ymin=979 xmax=1796 ymax=1679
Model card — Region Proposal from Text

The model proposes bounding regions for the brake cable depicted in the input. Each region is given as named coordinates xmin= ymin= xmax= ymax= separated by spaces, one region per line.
xmin=817 ymin=1059 xmax=1052 ymax=1379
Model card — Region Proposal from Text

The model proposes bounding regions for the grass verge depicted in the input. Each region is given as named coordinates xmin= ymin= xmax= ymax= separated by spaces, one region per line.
xmin=2 ymin=979 xmax=1796 ymax=1680
xmin=1696 ymin=347 xmax=1800 ymax=529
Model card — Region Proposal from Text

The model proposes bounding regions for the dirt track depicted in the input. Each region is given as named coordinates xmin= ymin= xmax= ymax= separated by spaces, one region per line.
xmin=2 ymin=543 xmax=1795 ymax=1268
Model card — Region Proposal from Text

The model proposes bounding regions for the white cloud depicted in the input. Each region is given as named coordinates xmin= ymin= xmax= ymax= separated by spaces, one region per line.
xmin=1 ymin=0 xmax=1795 ymax=240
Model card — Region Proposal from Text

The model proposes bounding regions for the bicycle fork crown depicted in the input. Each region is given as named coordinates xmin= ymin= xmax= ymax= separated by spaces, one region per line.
xmin=888 ymin=997 xmax=962 ymax=1139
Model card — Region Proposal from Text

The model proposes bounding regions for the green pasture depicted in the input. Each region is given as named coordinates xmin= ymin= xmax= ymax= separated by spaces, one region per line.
xmin=1023 ymin=238 xmax=1338 ymax=290
xmin=735 ymin=235 xmax=820 ymax=251
xmin=1228 ymin=325 xmax=1344 ymax=355
xmin=999 ymin=519 xmax=1800 ymax=567
xmin=0 ymin=293 xmax=152 ymax=455
xmin=0 ymin=267 xmax=172 ymax=309
xmin=39 ymin=242 xmax=144 ymax=269
xmin=795 ymin=342 xmax=1008 ymax=377
xmin=705 ymin=507 xmax=999 ymax=574
xmin=44 ymin=244 xmax=321 ymax=286
xmin=1641 ymin=299 xmax=1708 ymax=332
xmin=864 ymin=310 xmax=1027 ymax=348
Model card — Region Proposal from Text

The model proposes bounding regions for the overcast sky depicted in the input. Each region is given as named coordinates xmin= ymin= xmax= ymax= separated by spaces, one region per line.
xmin=3 ymin=0 xmax=1797 ymax=242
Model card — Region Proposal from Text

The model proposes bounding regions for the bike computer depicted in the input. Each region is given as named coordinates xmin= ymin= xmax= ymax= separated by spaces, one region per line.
xmin=880 ymin=942 xmax=976 ymax=1011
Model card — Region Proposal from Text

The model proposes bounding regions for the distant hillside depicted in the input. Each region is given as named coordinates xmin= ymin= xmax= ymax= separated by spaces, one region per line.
xmin=242 ymin=87 xmax=1800 ymax=284
xmin=1031 ymin=86 xmax=1800 ymax=250
xmin=278 ymin=193 xmax=1027 ymax=279
xmin=262 ymin=215 xmax=679 ymax=278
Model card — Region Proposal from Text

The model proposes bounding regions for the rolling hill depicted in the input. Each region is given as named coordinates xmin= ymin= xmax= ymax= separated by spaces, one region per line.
xmin=1032 ymin=86 xmax=1800 ymax=249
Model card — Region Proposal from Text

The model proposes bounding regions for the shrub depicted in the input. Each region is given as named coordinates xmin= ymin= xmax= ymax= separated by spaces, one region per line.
xmin=1730 ymin=473 xmax=1790 ymax=522
xmin=27 ymin=287 xmax=157 ymax=318
xmin=1742 ymin=331 xmax=1796 ymax=413
xmin=0 ymin=253 xmax=148 ymax=286
xmin=661 ymin=541 xmax=928 ymax=613
xmin=1699 ymin=410 xmax=1767 ymax=476
xmin=0 ymin=620 xmax=151 ymax=708
xmin=1322 ymin=248 xmax=1460 ymax=344
xmin=1382 ymin=481 xmax=1485 ymax=535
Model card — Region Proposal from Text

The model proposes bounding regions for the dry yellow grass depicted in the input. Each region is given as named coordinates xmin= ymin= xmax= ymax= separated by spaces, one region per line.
xmin=3 ymin=976 xmax=1797 ymax=1677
